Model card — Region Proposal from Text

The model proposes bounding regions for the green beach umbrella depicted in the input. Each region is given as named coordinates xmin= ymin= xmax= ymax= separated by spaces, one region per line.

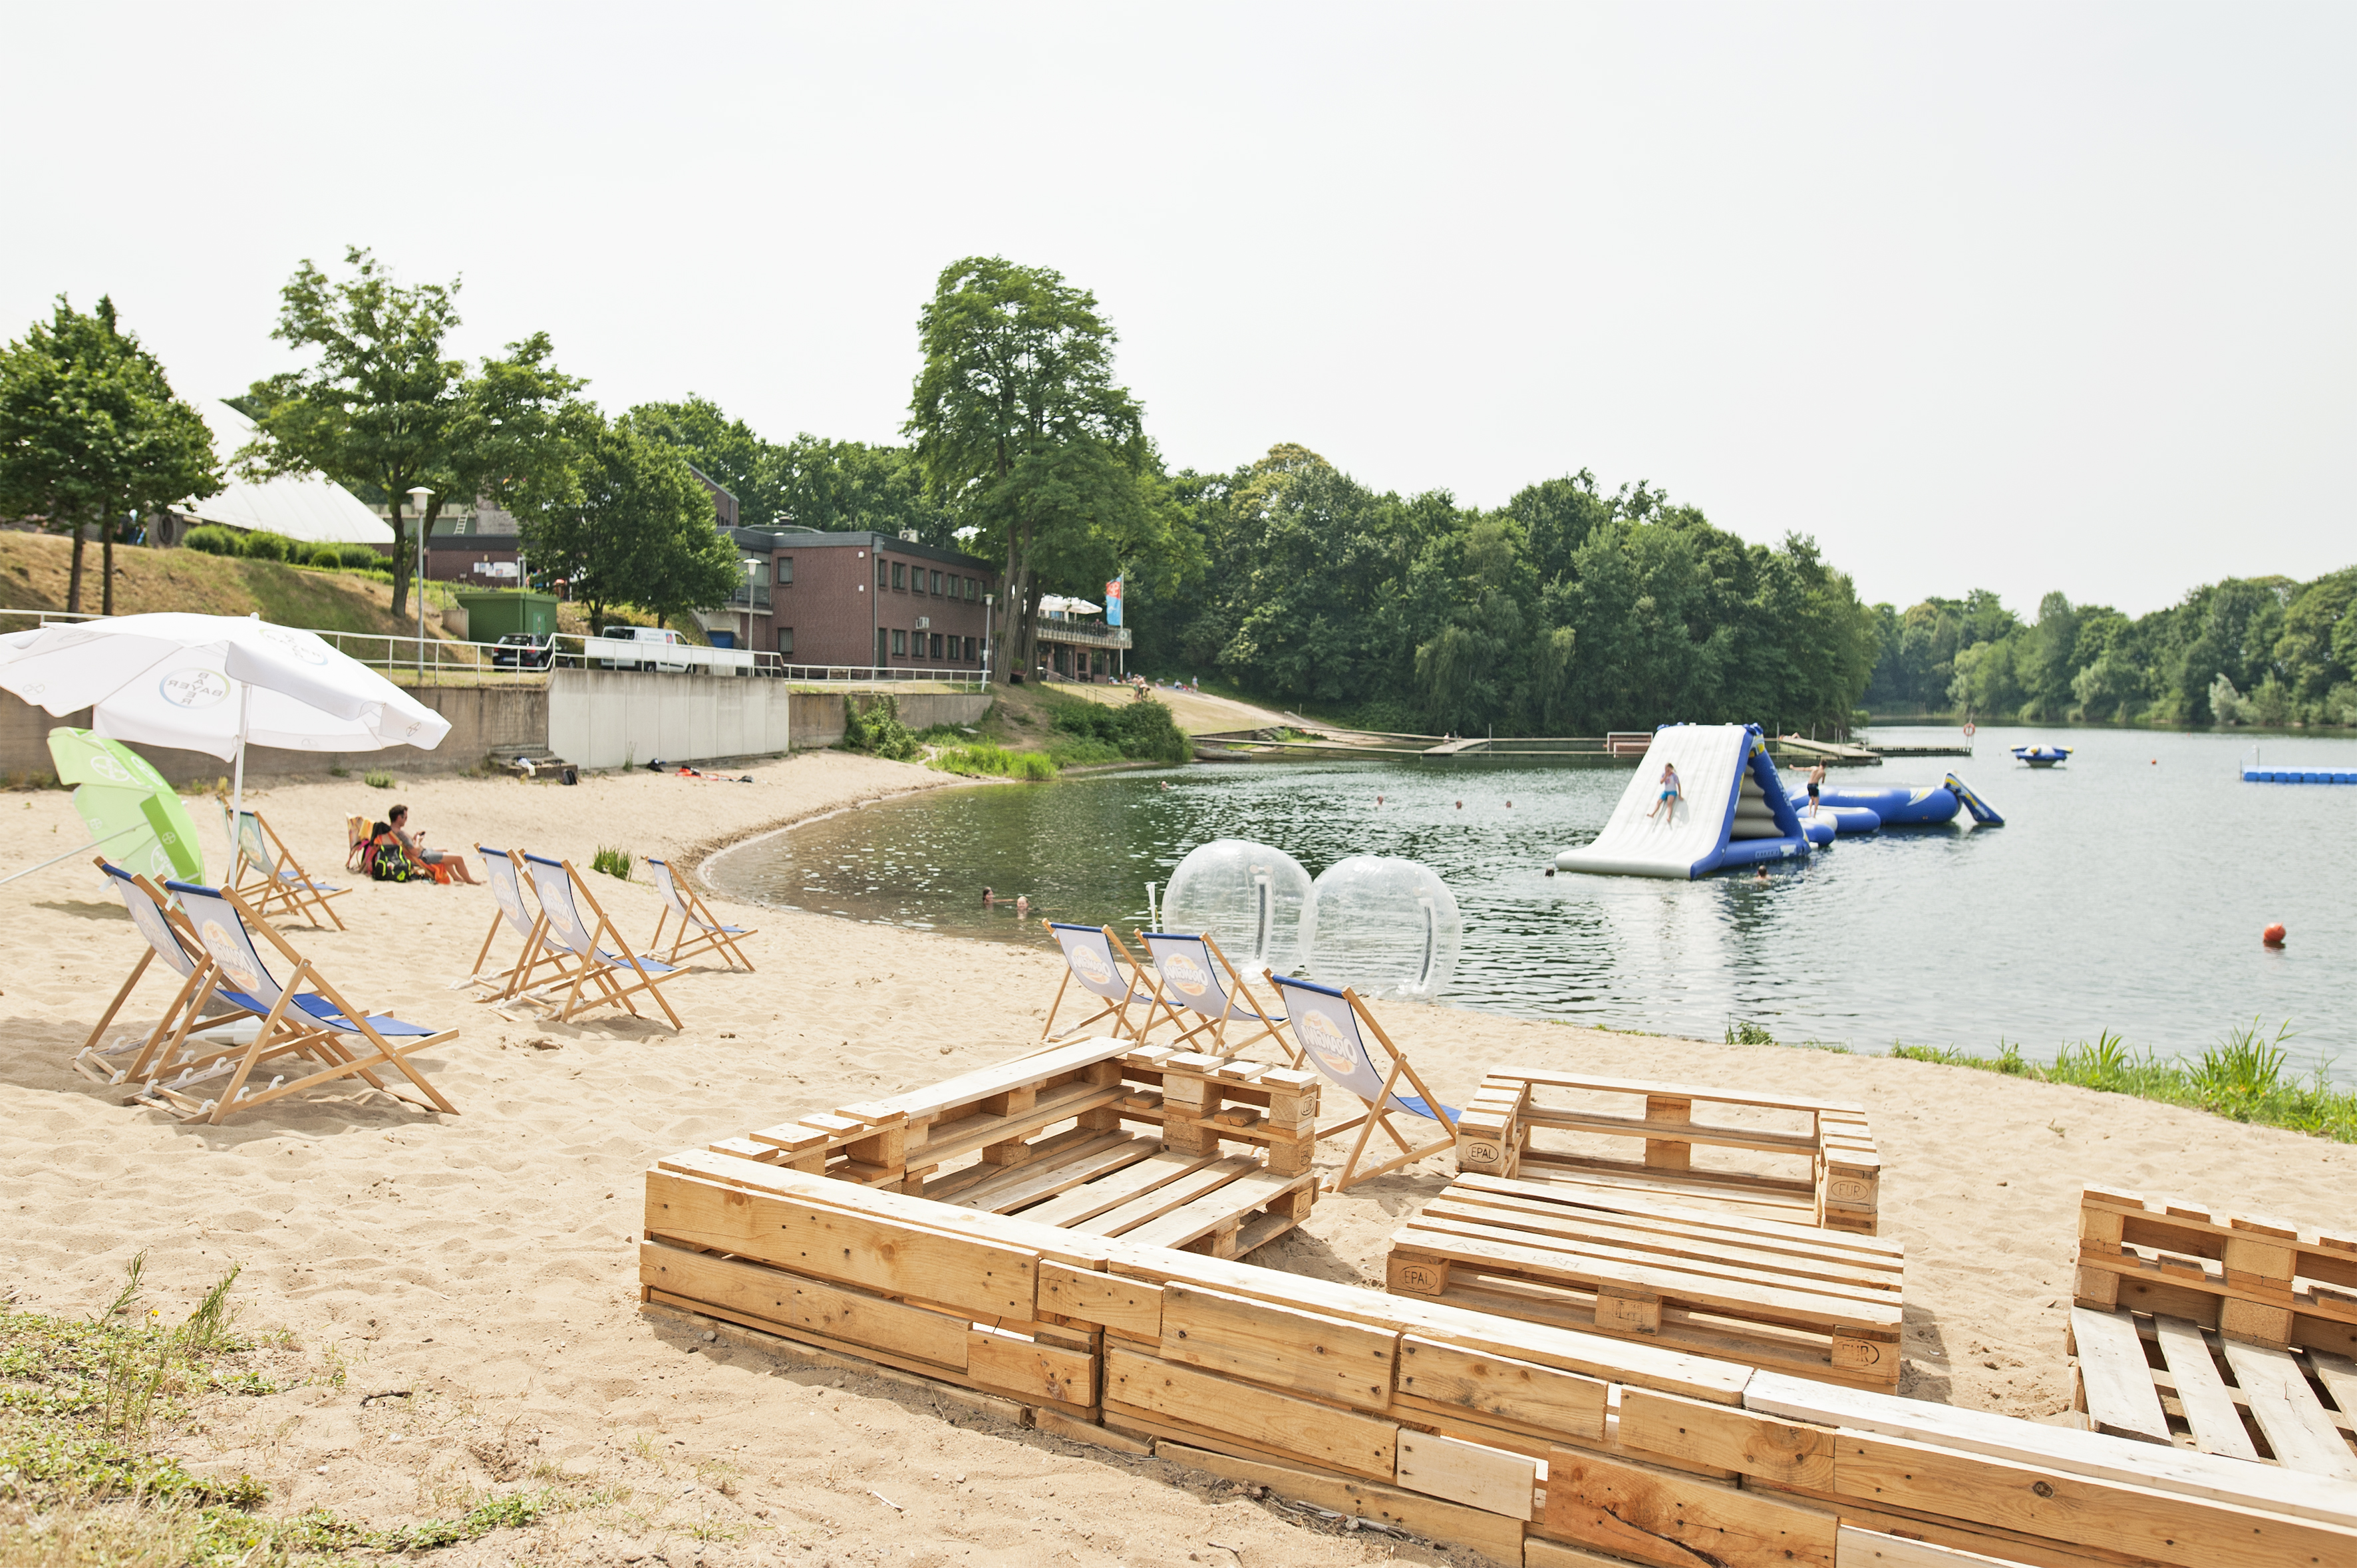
xmin=45 ymin=727 xmax=206 ymax=884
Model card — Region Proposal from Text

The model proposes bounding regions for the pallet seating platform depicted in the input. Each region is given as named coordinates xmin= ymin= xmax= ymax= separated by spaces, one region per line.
xmin=2068 ymin=1185 xmax=2357 ymax=1480
xmin=643 ymin=1047 xmax=2357 ymax=1568
xmin=1455 ymin=1069 xmax=1884 ymax=1236
xmin=1387 ymin=1172 xmax=1906 ymax=1390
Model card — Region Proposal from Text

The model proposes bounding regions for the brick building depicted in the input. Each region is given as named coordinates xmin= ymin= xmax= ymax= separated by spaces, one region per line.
xmin=707 ymin=528 xmax=1002 ymax=671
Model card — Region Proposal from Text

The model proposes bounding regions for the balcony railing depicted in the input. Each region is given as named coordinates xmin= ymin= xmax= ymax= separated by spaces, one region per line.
xmin=1034 ymin=620 xmax=1132 ymax=650
xmin=725 ymin=583 xmax=772 ymax=609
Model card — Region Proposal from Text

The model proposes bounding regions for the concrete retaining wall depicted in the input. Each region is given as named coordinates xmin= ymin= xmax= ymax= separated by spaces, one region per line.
xmin=548 ymin=670 xmax=793 ymax=770
xmin=784 ymin=691 xmax=991 ymax=751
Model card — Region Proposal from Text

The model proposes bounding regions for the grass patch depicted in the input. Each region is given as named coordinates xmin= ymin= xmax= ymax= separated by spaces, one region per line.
xmin=841 ymin=696 xmax=922 ymax=762
xmin=1886 ymin=1020 xmax=2354 ymax=1141
xmin=927 ymin=742 xmax=1057 ymax=782
xmin=361 ymin=770 xmax=393 ymax=790
xmin=590 ymin=846 xmax=633 ymax=879
xmin=1040 ymin=693 xmax=1188 ymax=766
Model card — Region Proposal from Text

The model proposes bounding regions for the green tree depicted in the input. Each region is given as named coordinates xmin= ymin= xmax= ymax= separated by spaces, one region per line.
xmin=514 ymin=414 xmax=738 ymax=627
xmin=772 ymin=434 xmax=947 ymax=540
xmin=242 ymin=247 xmax=581 ymax=621
xmin=0 ymin=295 xmax=220 ymax=614
xmin=905 ymin=257 xmax=1150 ymax=681
xmin=629 ymin=395 xmax=783 ymax=526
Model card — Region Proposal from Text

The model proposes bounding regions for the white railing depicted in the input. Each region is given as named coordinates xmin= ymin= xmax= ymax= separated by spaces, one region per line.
xmin=0 ymin=608 xmax=989 ymax=692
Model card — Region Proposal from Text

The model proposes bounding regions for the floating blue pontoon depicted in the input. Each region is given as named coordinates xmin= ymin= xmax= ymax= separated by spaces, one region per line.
xmin=2012 ymin=744 xmax=2070 ymax=767
xmin=2243 ymin=767 xmax=2357 ymax=784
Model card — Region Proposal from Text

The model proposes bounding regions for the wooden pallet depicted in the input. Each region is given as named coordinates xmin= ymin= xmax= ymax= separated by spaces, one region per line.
xmin=1455 ymin=1070 xmax=1883 ymax=1235
xmin=1386 ymin=1172 xmax=1905 ymax=1390
xmin=2074 ymin=1185 xmax=2357 ymax=1356
xmin=2068 ymin=1304 xmax=2357 ymax=1480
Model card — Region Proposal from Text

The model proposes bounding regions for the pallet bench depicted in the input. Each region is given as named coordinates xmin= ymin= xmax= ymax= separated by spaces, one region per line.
xmin=641 ymin=1102 xmax=2357 ymax=1568
xmin=1387 ymin=1172 xmax=1906 ymax=1390
xmin=2068 ymin=1186 xmax=2357 ymax=1480
xmin=1454 ymin=1069 xmax=1884 ymax=1235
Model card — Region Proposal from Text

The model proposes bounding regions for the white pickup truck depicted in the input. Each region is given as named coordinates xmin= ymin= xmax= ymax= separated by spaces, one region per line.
xmin=587 ymin=625 xmax=755 ymax=676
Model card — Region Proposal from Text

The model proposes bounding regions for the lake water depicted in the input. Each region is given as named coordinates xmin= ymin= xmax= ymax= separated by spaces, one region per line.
xmin=707 ymin=725 xmax=2357 ymax=1082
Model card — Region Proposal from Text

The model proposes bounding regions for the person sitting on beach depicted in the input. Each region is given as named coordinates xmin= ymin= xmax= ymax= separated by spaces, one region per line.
xmin=1646 ymin=764 xmax=1682 ymax=824
xmin=387 ymin=804 xmax=481 ymax=884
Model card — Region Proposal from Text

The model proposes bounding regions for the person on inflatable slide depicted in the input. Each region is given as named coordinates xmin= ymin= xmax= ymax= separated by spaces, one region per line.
xmin=1806 ymin=760 xmax=1825 ymax=818
xmin=1647 ymin=762 xmax=1682 ymax=825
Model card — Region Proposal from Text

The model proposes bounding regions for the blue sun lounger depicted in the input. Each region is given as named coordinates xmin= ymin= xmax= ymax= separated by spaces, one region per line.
xmin=1139 ymin=931 xmax=1295 ymax=1062
xmin=226 ymin=806 xmax=347 ymax=929
xmin=647 ymin=857 xmax=757 ymax=971
xmin=522 ymin=854 xmax=686 ymax=1029
xmin=468 ymin=846 xmax=570 ymax=1001
xmin=75 ymin=860 xmax=265 ymax=1090
xmin=1267 ymin=973 xmax=1459 ymax=1191
xmin=160 ymin=878 xmax=458 ymax=1124
xmin=1042 ymin=923 xmax=1156 ymax=1044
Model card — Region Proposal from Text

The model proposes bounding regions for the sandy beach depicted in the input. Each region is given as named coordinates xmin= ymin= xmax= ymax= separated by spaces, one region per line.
xmin=3 ymin=754 xmax=2348 ymax=1567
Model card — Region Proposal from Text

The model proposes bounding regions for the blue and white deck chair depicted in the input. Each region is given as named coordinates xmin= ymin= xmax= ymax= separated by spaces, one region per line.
xmin=646 ymin=857 xmax=757 ymax=971
xmin=1267 ymin=973 xmax=1460 ymax=1191
xmin=1042 ymin=923 xmax=1155 ymax=1044
xmin=468 ymin=847 xmax=569 ymax=1001
xmin=1138 ymin=931 xmax=1296 ymax=1062
xmin=161 ymin=879 xmax=458 ymax=1124
xmin=522 ymin=854 xmax=686 ymax=1030
xmin=224 ymin=806 xmax=346 ymax=929
xmin=75 ymin=860 xmax=262 ymax=1088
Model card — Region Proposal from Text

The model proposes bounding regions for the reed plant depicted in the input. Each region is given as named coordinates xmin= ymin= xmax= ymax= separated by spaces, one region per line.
xmin=1887 ymin=1019 xmax=2354 ymax=1142
xmin=926 ymin=742 xmax=1058 ymax=782
xmin=590 ymin=846 xmax=633 ymax=879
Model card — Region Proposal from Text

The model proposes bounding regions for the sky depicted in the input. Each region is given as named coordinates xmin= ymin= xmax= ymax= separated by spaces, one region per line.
xmin=4 ymin=3 xmax=2351 ymax=617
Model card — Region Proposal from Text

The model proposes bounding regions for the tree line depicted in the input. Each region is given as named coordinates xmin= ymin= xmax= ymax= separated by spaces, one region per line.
xmin=1865 ymin=571 xmax=2357 ymax=728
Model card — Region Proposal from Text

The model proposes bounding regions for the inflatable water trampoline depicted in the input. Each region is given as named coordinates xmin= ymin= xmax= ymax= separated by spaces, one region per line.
xmin=2012 ymin=744 xmax=2071 ymax=767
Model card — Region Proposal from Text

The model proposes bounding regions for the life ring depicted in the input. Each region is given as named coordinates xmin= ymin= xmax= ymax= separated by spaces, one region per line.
xmin=1963 ymin=721 xmax=1977 ymax=738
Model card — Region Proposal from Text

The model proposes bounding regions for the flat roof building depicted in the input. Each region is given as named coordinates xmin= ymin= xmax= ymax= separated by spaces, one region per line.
xmin=701 ymin=528 xmax=1003 ymax=671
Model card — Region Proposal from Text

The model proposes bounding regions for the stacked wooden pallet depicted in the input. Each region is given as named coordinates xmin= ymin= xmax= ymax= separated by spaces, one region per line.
xmin=2068 ymin=1185 xmax=2357 ymax=1480
xmin=1453 ymin=1070 xmax=1885 ymax=1236
xmin=1388 ymin=1173 xmax=1906 ymax=1390
xmin=641 ymin=1048 xmax=2357 ymax=1567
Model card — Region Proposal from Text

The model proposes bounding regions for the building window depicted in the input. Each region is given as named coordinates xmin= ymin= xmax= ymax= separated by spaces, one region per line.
xmin=876 ymin=558 xmax=887 ymax=589
xmin=963 ymin=636 xmax=976 ymax=661
xmin=891 ymin=629 xmax=907 ymax=657
xmin=891 ymin=561 xmax=905 ymax=590
xmin=778 ymin=627 xmax=794 ymax=655
xmin=965 ymin=577 xmax=977 ymax=601
xmin=930 ymin=633 xmax=943 ymax=660
xmin=929 ymin=570 xmax=942 ymax=595
xmin=778 ymin=557 xmax=794 ymax=585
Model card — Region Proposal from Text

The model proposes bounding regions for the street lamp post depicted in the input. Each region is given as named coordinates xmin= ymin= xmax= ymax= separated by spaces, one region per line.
xmin=406 ymin=485 xmax=432 ymax=681
xmin=983 ymin=593 xmax=995 ymax=686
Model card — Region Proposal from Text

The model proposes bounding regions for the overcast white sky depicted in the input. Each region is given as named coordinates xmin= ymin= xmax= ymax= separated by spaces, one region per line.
xmin=5 ymin=4 xmax=2350 ymax=616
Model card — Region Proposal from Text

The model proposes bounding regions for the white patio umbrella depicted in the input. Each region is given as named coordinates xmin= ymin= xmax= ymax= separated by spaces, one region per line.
xmin=0 ymin=613 xmax=451 ymax=852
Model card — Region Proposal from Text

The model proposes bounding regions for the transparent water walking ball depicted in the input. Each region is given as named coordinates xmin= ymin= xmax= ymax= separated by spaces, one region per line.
xmin=1160 ymin=839 xmax=1315 ymax=973
xmin=1304 ymin=856 xmax=1461 ymax=1000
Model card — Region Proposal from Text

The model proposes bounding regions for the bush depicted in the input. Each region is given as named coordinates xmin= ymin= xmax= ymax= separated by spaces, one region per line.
xmin=339 ymin=542 xmax=387 ymax=569
xmin=363 ymin=770 xmax=393 ymax=789
xmin=182 ymin=526 xmax=241 ymax=556
xmin=591 ymin=846 xmax=633 ymax=879
xmin=1045 ymin=695 xmax=1189 ymax=764
xmin=240 ymin=531 xmax=296 ymax=562
xmin=842 ymin=696 xmax=923 ymax=761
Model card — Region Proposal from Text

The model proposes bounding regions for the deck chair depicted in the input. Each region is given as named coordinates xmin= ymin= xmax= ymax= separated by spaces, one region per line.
xmin=73 ymin=860 xmax=264 ymax=1089
xmin=1138 ymin=931 xmax=1297 ymax=1062
xmin=225 ymin=806 xmax=347 ymax=929
xmin=466 ymin=846 xmax=570 ymax=999
xmin=520 ymin=854 xmax=685 ymax=1029
xmin=1266 ymin=973 xmax=1459 ymax=1191
xmin=1041 ymin=923 xmax=1156 ymax=1044
xmin=159 ymin=879 xmax=458 ymax=1124
xmin=645 ymin=857 xmax=756 ymax=969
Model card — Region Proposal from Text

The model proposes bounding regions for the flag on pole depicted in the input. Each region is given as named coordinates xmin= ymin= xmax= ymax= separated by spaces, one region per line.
xmin=1104 ymin=579 xmax=1123 ymax=627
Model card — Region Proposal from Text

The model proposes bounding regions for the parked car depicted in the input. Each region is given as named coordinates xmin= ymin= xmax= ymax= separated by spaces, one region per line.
xmin=598 ymin=624 xmax=690 ymax=673
xmin=491 ymin=632 xmax=555 ymax=670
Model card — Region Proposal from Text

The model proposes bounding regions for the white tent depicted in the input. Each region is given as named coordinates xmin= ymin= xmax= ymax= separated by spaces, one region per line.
xmin=176 ymin=401 xmax=387 ymax=546
xmin=1039 ymin=595 xmax=1102 ymax=619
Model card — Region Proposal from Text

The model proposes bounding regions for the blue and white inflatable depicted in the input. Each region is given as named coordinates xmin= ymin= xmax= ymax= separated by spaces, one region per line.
xmin=1554 ymin=724 xmax=1811 ymax=879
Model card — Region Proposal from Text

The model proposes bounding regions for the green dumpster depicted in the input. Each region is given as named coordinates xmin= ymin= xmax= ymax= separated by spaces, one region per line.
xmin=454 ymin=591 xmax=558 ymax=642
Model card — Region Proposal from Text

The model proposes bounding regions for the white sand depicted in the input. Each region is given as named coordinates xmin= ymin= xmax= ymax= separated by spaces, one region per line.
xmin=2 ymin=755 xmax=2347 ymax=1566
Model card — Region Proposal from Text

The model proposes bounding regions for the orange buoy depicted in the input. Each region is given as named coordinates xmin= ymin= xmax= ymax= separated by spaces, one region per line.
xmin=2263 ymin=923 xmax=2287 ymax=947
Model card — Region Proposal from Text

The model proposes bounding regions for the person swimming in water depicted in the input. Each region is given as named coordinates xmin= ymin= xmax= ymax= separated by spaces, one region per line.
xmin=1646 ymin=764 xmax=1682 ymax=824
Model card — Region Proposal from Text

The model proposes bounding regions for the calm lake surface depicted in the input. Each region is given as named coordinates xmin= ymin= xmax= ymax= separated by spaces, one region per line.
xmin=708 ymin=725 xmax=2357 ymax=1082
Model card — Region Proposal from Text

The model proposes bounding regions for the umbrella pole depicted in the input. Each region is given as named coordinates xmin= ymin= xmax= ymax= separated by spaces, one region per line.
xmin=228 ymin=683 xmax=249 ymax=862
xmin=0 ymin=824 xmax=144 ymax=886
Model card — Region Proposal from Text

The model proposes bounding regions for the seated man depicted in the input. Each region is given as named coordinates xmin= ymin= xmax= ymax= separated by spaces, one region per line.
xmin=387 ymin=802 xmax=482 ymax=884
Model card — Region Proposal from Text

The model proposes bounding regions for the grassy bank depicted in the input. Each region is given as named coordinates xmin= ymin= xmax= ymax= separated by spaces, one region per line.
xmin=1728 ymin=1017 xmax=2356 ymax=1142
xmin=0 ymin=532 xmax=453 ymax=640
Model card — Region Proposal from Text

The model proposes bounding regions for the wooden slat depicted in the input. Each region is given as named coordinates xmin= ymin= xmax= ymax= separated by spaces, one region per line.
xmin=1394 ymin=1334 xmax=1607 ymax=1440
xmin=1544 ymin=1447 xmax=1837 ymax=1567
xmin=1517 ymin=1106 xmax=1821 ymax=1159
xmin=1157 ymin=1283 xmax=1398 ymax=1410
xmin=1036 ymin=1261 xmax=1163 ymax=1337
xmin=1104 ymin=1348 xmax=1398 ymax=1480
xmin=1068 ymin=1158 xmax=1257 ymax=1238
xmin=2219 ymin=1340 xmax=2357 ymax=1480
xmin=2068 ymin=1307 xmax=2171 ymax=1445
xmin=637 ymin=1240 xmax=968 ymax=1369
xmin=1513 ymin=1159 xmax=1823 ymax=1222
xmin=1154 ymin=1438 xmax=1527 ymax=1567
xmin=1121 ymin=1170 xmax=1305 ymax=1252
xmin=2311 ymin=1350 xmax=2357 ymax=1432
xmin=1835 ymin=1523 xmax=2037 ymax=1566
xmin=908 ymin=1078 xmax=1125 ymax=1168
xmin=1393 ymin=1431 xmax=1534 ymax=1520
xmin=1424 ymin=1193 xmax=1901 ymax=1292
xmin=1451 ymin=1172 xmax=1903 ymax=1263
xmin=949 ymin=1132 xmax=1156 ymax=1213
xmin=1488 ymin=1067 xmax=1861 ymax=1115
xmin=858 ymin=1036 xmax=1132 ymax=1122
xmin=964 ymin=1327 xmax=1094 ymax=1406
xmin=2154 ymin=1315 xmax=2259 ymax=1462
xmin=1618 ymin=1386 xmax=1836 ymax=1489
xmin=1017 ymin=1151 xmax=1221 ymax=1229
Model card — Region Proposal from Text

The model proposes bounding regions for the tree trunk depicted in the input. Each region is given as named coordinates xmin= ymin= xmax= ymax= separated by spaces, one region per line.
xmin=389 ymin=504 xmax=410 ymax=621
xmin=66 ymin=521 xmax=86 ymax=615
xmin=101 ymin=516 xmax=116 ymax=616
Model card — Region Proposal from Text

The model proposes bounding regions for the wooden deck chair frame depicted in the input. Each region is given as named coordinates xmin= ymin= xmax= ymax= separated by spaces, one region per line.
xmin=76 ymin=860 xmax=263 ymax=1088
xmin=645 ymin=856 xmax=757 ymax=970
xmin=520 ymin=854 xmax=685 ymax=1030
xmin=468 ymin=847 xmax=570 ymax=1000
xmin=226 ymin=806 xmax=347 ymax=929
xmin=160 ymin=879 xmax=458 ymax=1124
xmin=1135 ymin=931 xmax=1299 ymax=1064
xmin=1266 ymin=973 xmax=1458 ymax=1191
xmin=1040 ymin=923 xmax=1156 ymax=1044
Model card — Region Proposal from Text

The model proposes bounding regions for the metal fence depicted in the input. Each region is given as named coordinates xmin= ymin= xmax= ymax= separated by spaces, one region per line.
xmin=0 ymin=609 xmax=990 ymax=693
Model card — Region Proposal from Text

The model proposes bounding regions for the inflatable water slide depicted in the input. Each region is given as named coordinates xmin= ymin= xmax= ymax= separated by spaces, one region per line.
xmin=1554 ymin=723 xmax=1811 ymax=879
